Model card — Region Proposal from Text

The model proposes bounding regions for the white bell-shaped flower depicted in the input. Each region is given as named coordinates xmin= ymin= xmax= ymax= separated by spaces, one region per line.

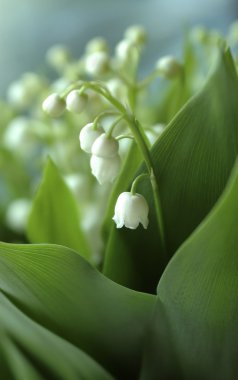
xmin=42 ymin=93 xmax=65 ymax=117
xmin=91 ymin=133 xmax=119 ymax=158
xmin=66 ymin=90 xmax=88 ymax=113
xmin=85 ymin=37 xmax=108 ymax=54
xmin=90 ymin=154 xmax=121 ymax=184
xmin=113 ymin=192 xmax=149 ymax=229
xmin=5 ymin=198 xmax=31 ymax=233
xmin=85 ymin=51 xmax=110 ymax=76
xmin=79 ymin=123 xmax=103 ymax=153
xmin=155 ymin=55 xmax=182 ymax=79
xmin=115 ymin=39 xmax=135 ymax=62
xmin=124 ymin=25 xmax=147 ymax=45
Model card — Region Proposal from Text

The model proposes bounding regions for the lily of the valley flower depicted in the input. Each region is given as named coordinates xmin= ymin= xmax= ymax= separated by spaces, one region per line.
xmin=90 ymin=133 xmax=120 ymax=184
xmin=66 ymin=90 xmax=88 ymax=113
xmin=113 ymin=191 xmax=149 ymax=229
xmin=90 ymin=154 xmax=121 ymax=184
xmin=155 ymin=55 xmax=182 ymax=79
xmin=79 ymin=123 xmax=103 ymax=153
xmin=85 ymin=51 xmax=110 ymax=76
xmin=42 ymin=93 xmax=66 ymax=117
xmin=91 ymin=133 xmax=119 ymax=158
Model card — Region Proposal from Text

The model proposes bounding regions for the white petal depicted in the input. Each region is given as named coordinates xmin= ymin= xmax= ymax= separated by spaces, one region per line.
xmin=112 ymin=192 xmax=149 ymax=229
xmin=79 ymin=123 xmax=103 ymax=153
xmin=91 ymin=133 xmax=119 ymax=158
xmin=90 ymin=155 xmax=121 ymax=184
xmin=66 ymin=90 xmax=87 ymax=113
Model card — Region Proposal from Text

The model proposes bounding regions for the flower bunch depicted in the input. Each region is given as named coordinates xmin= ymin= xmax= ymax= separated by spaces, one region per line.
xmin=1 ymin=21 xmax=238 ymax=380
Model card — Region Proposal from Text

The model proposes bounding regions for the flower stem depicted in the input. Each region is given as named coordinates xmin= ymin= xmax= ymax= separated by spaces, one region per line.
xmin=124 ymin=117 xmax=167 ymax=259
xmin=131 ymin=173 xmax=149 ymax=195
xmin=72 ymin=80 xmax=167 ymax=259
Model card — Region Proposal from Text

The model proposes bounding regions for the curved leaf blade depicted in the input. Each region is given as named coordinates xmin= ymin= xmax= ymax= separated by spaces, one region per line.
xmin=27 ymin=158 xmax=90 ymax=260
xmin=0 ymin=292 xmax=114 ymax=380
xmin=104 ymin=48 xmax=238 ymax=292
xmin=140 ymin=161 xmax=238 ymax=380
xmin=0 ymin=242 xmax=155 ymax=379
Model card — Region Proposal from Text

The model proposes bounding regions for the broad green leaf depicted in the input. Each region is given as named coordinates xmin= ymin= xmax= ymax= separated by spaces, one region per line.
xmin=140 ymin=161 xmax=238 ymax=380
xmin=0 ymin=242 xmax=155 ymax=379
xmin=103 ymin=48 xmax=238 ymax=292
xmin=0 ymin=292 xmax=114 ymax=380
xmin=27 ymin=158 xmax=90 ymax=260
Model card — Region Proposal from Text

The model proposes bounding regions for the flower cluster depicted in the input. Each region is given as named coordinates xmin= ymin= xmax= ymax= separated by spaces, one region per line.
xmin=79 ymin=124 xmax=121 ymax=185
xmin=3 ymin=21 xmax=193 ymax=252
xmin=39 ymin=24 xmax=186 ymax=232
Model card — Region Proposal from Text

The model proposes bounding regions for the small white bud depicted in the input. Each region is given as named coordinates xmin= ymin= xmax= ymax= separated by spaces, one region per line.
xmin=66 ymin=90 xmax=88 ymax=113
xmin=3 ymin=117 xmax=30 ymax=149
xmin=21 ymin=72 xmax=44 ymax=95
xmin=115 ymin=39 xmax=135 ymax=62
xmin=90 ymin=154 xmax=121 ymax=184
xmin=5 ymin=198 xmax=31 ymax=233
xmin=85 ymin=37 xmax=108 ymax=54
xmin=42 ymin=93 xmax=66 ymax=117
xmin=85 ymin=51 xmax=110 ymax=76
xmin=124 ymin=25 xmax=147 ymax=45
xmin=155 ymin=56 xmax=182 ymax=79
xmin=7 ymin=80 xmax=31 ymax=108
xmin=79 ymin=123 xmax=104 ymax=153
xmin=46 ymin=44 xmax=70 ymax=70
xmin=106 ymin=78 xmax=126 ymax=100
xmin=113 ymin=192 xmax=149 ymax=229
xmin=91 ymin=133 xmax=119 ymax=158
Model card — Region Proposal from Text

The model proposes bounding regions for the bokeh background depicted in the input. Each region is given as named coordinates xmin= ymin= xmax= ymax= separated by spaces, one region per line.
xmin=0 ymin=0 xmax=237 ymax=95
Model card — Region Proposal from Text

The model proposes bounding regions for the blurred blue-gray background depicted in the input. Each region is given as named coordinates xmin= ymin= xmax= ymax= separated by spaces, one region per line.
xmin=0 ymin=0 xmax=237 ymax=94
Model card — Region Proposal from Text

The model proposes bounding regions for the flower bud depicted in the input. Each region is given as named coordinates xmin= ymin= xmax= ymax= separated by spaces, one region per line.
xmin=124 ymin=25 xmax=147 ymax=45
xmin=21 ymin=72 xmax=44 ymax=95
xmin=42 ymin=93 xmax=66 ymax=117
xmin=66 ymin=90 xmax=88 ymax=113
xmin=46 ymin=44 xmax=70 ymax=70
xmin=85 ymin=51 xmax=110 ymax=76
xmin=155 ymin=56 xmax=182 ymax=79
xmin=79 ymin=123 xmax=104 ymax=153
xmin=115 ymin=39 xmax=135 ymax=62
xmin=3 ymin=117 xmax=31 ymax=150
xmin=90 ymin=154 xmax=121 ymax=184
xmin=7 ymin=80 xmax=31 ymax=108
xmin=113 ymin=192 xmax=149 ymax=229
xmin=85 ymin=37 xmax=108 ymax=54
xmin=91 ymin=133 xmax=119 ymax=158
xmin=5 ymin=198 xmax=31 ymax=233
xmin=106 ymin=78 xmax=126 ymax=100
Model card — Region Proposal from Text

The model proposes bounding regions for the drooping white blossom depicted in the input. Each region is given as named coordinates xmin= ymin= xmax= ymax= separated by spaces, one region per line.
xmin=112 ymin=192 xmax=149 ymax=229
xmin=42 ymin=93 xmax=66 ymax=117
xmin=79 ymin=123 xmax=104 ymax=153
xmin=155 ymin=56 xmax=182 ymax=79
xmin=91 ymin=133 xmax=119 ymax=158
xmin=66 ymin=90 xmax=88 ymax=113
xmin=124 ymin=25 xmax=147 ymax=45
xmin=85 ymin=51 xmax=110 ymax=76
xmin=90 ymin=154 xmax=121 ymax=184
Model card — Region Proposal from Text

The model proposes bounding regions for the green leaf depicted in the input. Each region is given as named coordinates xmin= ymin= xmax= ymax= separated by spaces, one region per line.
xmin=0 ymin=242 xmax=155 ymax=379
xmin=140 ymin=161 xmax=238 ymax=380
xmin=27 ymin=158 xmax=90 ymax=260
xmin=0 ymin=292 xmax=114 ymax=380
xmin=103 ymin=48 xmax=238 ymax=292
